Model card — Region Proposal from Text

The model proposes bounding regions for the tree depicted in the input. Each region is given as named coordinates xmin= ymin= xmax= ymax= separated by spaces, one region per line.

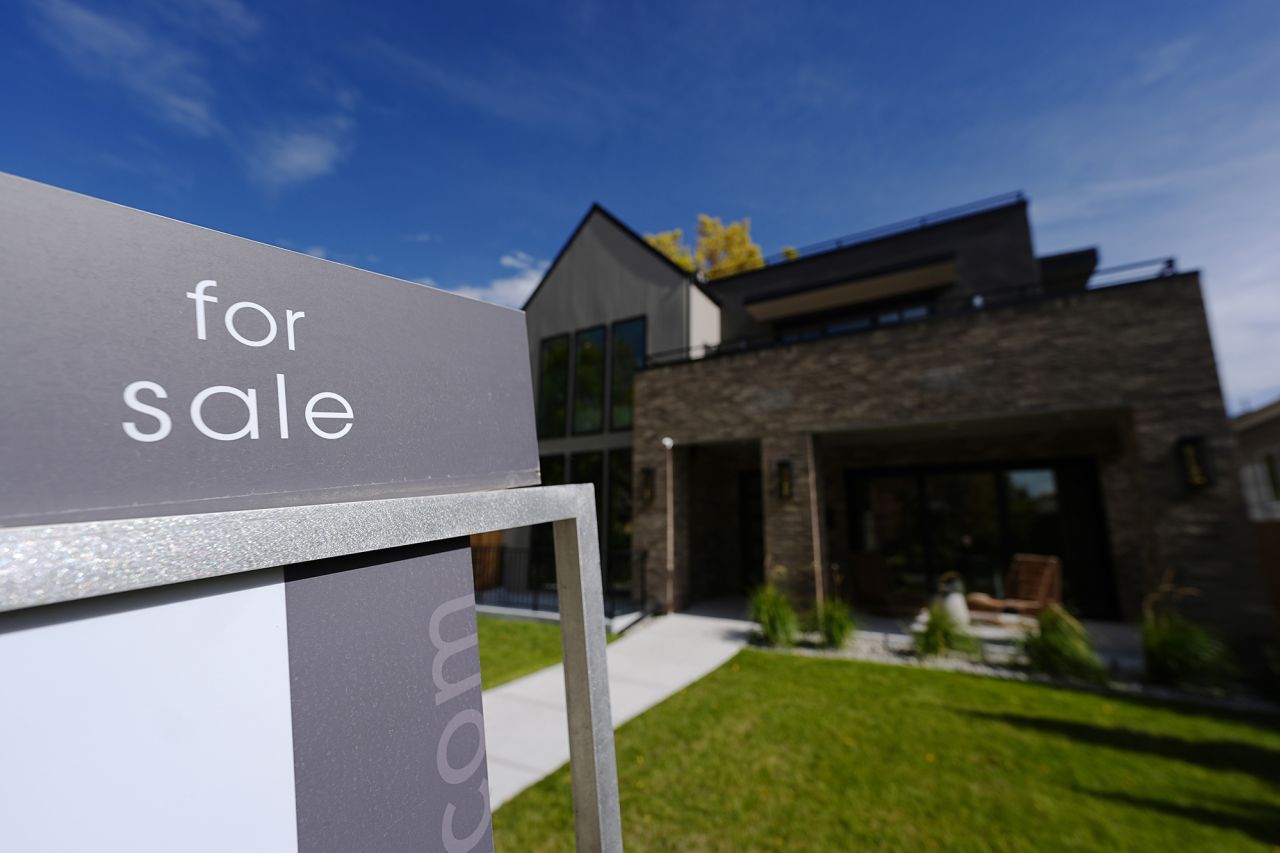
xmin=644 ymin=228 xmax=695 ymax=272
xmin=646 ymin=214 xmax=765 ymax=279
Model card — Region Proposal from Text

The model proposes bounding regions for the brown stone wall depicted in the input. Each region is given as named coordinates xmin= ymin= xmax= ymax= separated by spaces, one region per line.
xmin=761 ymin=434 xmax=818 ymax=606
xmin=631 ymin=274 xmax=1273 ymax=641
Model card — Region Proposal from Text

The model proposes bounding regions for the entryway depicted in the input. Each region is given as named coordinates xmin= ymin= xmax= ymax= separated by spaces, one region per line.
xmin=688 ymin=440 xmax=764 ymax=603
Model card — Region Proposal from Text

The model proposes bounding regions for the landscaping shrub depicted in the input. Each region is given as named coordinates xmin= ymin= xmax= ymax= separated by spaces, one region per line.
xmin=750 ymin=584 xmax=798 ymax=648
xmin=1143 ymin=614 xmax=1234 ymax=689
xmin=1022 ymin=604 xmax=1106 ymax=683
xmin=914 ymin=602 xmax=979 ymax=658
xmin=815 ymin=599 xmax=855 ymax=649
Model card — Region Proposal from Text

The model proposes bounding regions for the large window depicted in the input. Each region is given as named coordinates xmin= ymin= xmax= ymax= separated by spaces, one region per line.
xmin=540 ymin=454 xmax=566 ymax=487
xmin=572 ymin=327 xmax=606 ymax=434
xmin=1266 ymin=452 xmax=1280 ymax=502
xmin=529 ymin=454 xmax=567 ymax=569
xmin=610 ymin=318 xmax=646 ymax=431
xmin=536 ymin=335 xmax=570 ymax=438
xmin=570 ymin=452 xmax=605 ymax=541
xmin=607 ymin=450 xmax=633 ymax=593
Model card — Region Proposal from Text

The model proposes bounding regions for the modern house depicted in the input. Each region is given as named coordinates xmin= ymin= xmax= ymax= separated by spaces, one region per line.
xmin=520 ymin=193 xmax=1273 ymax=647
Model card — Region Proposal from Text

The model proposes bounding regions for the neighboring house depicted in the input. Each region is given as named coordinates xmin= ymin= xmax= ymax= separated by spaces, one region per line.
xmin=1235 ymin=398 xmax=1280 ymax=522
xmin=519 ymin=193 xmax=1273 ymax=647
xmin=1233 ymin=398 xmax=1280 ymax=616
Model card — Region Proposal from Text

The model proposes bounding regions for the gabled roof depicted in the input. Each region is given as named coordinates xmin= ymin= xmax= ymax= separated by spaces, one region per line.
xmin=521 ymin=203 xmax=698 ymax=311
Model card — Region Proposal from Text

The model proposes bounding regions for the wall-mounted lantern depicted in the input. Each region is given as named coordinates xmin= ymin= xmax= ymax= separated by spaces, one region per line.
xmin=639 ymin=467 xmax=655 ymax=506
xmin=1176 ymin=435 xmax=1213 ymax=491
xmin=776 ymin=460 xmax=794 ymax=501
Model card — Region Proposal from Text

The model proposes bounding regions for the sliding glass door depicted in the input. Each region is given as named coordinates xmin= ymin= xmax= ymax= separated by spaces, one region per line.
xmin=847 ymin=462 xmax=1114 ymax=617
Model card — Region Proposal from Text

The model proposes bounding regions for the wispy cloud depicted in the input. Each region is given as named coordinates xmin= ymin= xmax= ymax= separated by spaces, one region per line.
xmin=29 ymin=0 xmax=356 ymax=190
xmin=244 ymin=115 xmax=354 ymax=188
xmin=361 ymin=36 xmax=637 ymax=130
xmin=405 ymin=232 xmax=435 ymax=243
xmin=149 ymin=0 xmax=262 ymax=43
xmin=436 ymin=251 xmax=549 ymax=308
xmin=29 ymin=0 xmax=221 ymax=136
xmin=302 ymin=245 xmax=329 ymax=259
xmin=1134 ymin=36 xmax=1198 ymax=88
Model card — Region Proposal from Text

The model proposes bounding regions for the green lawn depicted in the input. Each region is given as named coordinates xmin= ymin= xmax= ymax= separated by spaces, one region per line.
xmin=494 ymin=649 xmax=1280 ymax=851
xmin=477 ymin=615 xmax=566 ymax=690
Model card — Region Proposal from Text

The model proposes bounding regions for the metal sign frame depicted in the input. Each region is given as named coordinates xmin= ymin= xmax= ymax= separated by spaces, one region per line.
xmin=0 ymin=483 xmax=623 ymax=853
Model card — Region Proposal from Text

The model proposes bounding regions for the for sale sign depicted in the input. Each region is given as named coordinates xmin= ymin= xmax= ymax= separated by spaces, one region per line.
xmin=0 ymin=172 xmax=538 ymax=527
xmin=0 ymin=174 xmax=544 ymax=853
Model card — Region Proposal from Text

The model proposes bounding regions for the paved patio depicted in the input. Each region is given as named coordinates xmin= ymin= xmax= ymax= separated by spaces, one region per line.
xmin=481 ymin=608 xmax=752 ymax=809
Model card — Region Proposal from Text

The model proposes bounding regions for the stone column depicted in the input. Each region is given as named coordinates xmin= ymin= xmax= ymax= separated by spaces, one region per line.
xmin=761 ymin=433 xmax=821 ymax=611
xmin=630 ymin=439 xmax=690 ymax=613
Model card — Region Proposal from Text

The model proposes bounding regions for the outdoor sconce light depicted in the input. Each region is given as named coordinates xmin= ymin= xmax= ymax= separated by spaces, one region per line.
xmin=776 ymin=460 xmax=794 ymax=501
xmin=639 ymin=467 xmax=656 ymax=506
xmin=1176 ymin=435 xmax=1213 ymax=490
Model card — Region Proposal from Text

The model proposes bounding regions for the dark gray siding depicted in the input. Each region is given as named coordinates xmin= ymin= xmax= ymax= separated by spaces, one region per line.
xmin=707 ymin=201 xmax=1041 ymax=340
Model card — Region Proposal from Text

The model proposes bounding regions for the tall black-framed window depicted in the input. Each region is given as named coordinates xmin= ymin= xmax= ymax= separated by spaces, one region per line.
xmin=607 ymin=449 xmax=634 ymax=595
xmin=572 ymin=326 xmax=606 ymax=434
xmin=569 ymin=451 xmax=606 ymax=542
xmin=536 ymin=335 xmax=570 ymax=438
xmin=1266 ymin=452 xmax=1280 ymax=502
xmin=529 ymin=454 xmax=567 ymax=585
xmin=610 ymin=317 xmax=646 ymax=431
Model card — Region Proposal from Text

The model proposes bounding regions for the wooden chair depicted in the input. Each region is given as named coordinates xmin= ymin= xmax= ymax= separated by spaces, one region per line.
xmin=966 ymin=554 xmax=1062 ymax=617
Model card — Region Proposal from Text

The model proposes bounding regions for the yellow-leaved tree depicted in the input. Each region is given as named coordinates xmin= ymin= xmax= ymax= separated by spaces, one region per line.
xmin=644 ymin=228 xmax=695 ymax=272
xmin=646 ymin=214 xmax=765 ymax=279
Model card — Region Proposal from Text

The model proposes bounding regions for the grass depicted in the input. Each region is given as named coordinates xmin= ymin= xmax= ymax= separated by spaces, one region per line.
xmin=477 ymin=615 xmax=566 ymax=690
xmin=477 ymin=614 xmax=615 ymax=690
xmin=493 ymin=649 xmax=1280 ymax=851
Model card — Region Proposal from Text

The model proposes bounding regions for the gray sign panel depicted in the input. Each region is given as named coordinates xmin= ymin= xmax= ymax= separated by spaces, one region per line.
xmin=286 ymin=541 xmax=492 ymax=853
xmin=0 ymin=173 xmax=538 ymax=526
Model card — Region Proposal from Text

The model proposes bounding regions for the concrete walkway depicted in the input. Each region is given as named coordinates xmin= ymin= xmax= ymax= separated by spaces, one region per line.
xmin=481 ymin=611 xmax=752 ymax=809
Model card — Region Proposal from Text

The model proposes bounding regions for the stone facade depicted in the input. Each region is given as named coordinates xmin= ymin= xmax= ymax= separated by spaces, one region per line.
xmin=632 ymin=273 xmax=1274 ymax=643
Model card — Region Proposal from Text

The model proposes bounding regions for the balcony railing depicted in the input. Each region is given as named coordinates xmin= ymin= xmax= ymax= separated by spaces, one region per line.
xmin=647 ymin=260 xmax=1177 ymax=369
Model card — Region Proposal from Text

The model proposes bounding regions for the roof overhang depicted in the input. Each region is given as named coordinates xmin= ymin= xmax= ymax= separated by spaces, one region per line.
xmin=745 ymin=258 xmax=958 ymax=323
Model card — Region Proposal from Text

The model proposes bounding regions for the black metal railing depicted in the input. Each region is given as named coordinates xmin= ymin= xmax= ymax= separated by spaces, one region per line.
xmin=471 ymin=545 xmax=647 ymax=619
xmin=646 ymin=260 xmax=1178 ymax=369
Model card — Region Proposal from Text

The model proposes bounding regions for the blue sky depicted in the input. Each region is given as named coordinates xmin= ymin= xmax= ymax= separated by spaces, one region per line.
xmin=3 ymin=0 xmax=1278 ymax=409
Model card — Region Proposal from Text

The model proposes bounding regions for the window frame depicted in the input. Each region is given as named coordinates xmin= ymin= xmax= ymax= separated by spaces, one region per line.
xmin=535 ymin=333 xmax=571 ymax=439
xmin=1265 ymin=452 xmax=1280 ymax=503
xmin=570 ymin=325 xmax=607 ymax=436
xmin=608 ymin=315 xmax=647 ymax=433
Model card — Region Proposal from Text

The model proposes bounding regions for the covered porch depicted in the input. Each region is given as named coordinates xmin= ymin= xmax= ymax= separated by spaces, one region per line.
xmin=648 ymin=406 xmax=1146 ymax=626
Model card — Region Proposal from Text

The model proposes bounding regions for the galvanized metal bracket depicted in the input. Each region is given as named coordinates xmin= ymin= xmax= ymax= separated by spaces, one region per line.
xmin=0 ymin=483 xmax=623 ymax=853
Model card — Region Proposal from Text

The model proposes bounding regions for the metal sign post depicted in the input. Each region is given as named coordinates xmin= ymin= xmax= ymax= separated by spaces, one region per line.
xmin=0 ymin=174 xmax=623 ymax=853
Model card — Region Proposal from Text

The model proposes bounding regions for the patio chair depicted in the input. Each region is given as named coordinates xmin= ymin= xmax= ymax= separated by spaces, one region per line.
xmin=966 ymin=553 xmax=1062 ymax=618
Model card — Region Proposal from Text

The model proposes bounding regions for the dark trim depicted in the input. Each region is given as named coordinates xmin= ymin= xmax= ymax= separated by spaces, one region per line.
xmin=522 ymin=203 xmax=699 ymax=311
xmin=741 ymin=251 xmax=956 ymax=307
xmin=709 ymin=196 xmax=1026 ymax=290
